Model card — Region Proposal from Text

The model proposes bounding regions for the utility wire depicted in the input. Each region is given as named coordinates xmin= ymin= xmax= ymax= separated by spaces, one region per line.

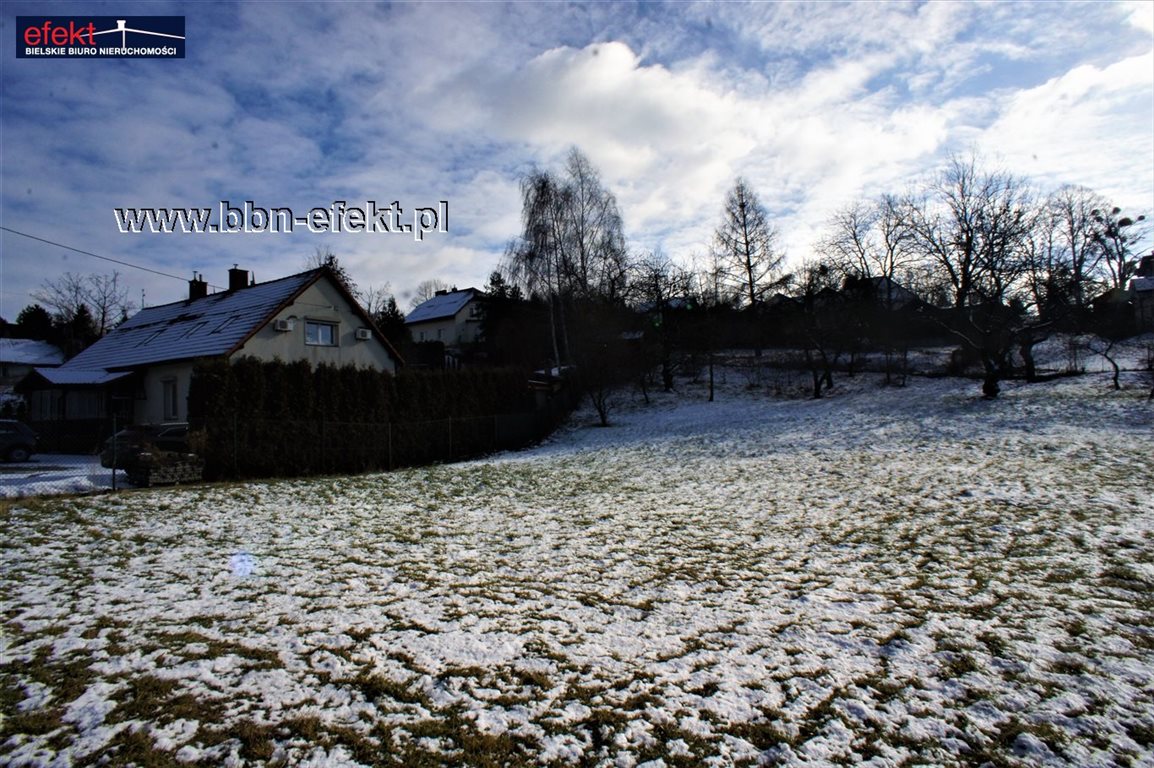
xmin=1 ymin=226 xmax=223 ymax=289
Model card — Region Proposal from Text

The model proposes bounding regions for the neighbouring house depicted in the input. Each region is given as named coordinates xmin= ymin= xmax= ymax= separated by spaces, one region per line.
xmin=405 ymin=288 xmax=486 ymax=365
xmin=842 ymin=276 xmax=922 ymax=309
xmin=1132 ymin=254 xmax=1154 ymax=331
xmin=1 ymin=337 xmax=64 ymax=414
xmin=1092 ymin=254 xmax=1154 ymax=333
xmin=1 ymin=337 xmax=64 ymax=388
xmin=19 ymin=266 xmax=402 ymax=450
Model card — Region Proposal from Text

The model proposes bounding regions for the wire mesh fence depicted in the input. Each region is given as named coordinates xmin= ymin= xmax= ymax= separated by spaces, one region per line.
xmin=0 ymin=451 xmax=119 ymax=500
xmin=194 ymin=410 xmax=557 ymax=480
xmin=3 ymin=407 xmax=566 ymax=499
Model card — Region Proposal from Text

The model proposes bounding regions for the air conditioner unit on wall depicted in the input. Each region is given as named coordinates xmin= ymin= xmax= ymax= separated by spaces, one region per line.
xmin=274 ymin=319 xmax=294 ymax=332
xmin=355 ymin=328 xmax=372 ymax=341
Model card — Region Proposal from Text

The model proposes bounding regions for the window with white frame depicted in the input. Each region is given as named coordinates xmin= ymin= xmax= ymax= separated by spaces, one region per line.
xmin=305 ymin=320 xmax=338 ymax=346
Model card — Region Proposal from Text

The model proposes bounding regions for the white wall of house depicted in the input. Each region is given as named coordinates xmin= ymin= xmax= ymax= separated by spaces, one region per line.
xmin=136 ymin=362 xmax=193 ymax=424
xmin=409 ymin=301 xmax=482 ymax=346
xmin=238 ymin=280 xmax=399 ymax=371
xmin=411 ymin=318 xmax=455 ymax=344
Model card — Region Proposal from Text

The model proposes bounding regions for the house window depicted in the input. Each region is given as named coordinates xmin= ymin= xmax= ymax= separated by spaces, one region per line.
xmin=305 ymin=321 xmax=338 ymax=346
xmin=212 ymin=315 xmax=240 ymax=334
xmin=182 ymin=321 xmax=208 ymax=339
xmin=162 ymin=378 xmax=179 ymax=421
xmin=137 ymin=329 xmax=165 ymax=346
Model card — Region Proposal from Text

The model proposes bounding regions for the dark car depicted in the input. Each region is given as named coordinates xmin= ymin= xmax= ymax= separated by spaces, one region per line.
xmin=0 ymin=420 xmax=37 ymax=462
xmin=100 ymin=423 xmax=190 ymax=470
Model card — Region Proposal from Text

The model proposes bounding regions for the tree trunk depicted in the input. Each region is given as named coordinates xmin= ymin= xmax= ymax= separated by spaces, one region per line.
xmin=981 ymin=355 xmax=1001 ymax=399
xmin=591 ymin=390 xmax=610 ymax=426
xmin=1020 ymin=339 xmax=1038 ymax=383
xmin=708 ymin=354 xmax=715 ymax=402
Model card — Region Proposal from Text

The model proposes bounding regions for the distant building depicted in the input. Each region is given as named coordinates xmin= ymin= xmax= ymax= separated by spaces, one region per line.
xmin=1131 ymin=254 xmax=1154 ymax=331
xmin=1092 ymin=253 xmax=1154 ymax=333
xmin=1 ymin=338 xmax=64 ymax=389
xmin=405 ymin=288 xmax=486 ymax=364
xmin=842 ymin=276 xmax=922 ymax=309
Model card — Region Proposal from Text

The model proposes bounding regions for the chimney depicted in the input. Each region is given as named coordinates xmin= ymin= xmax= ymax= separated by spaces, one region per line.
xmin=188 ymin=273 xmax=208 ymax=301
xmin=435 ymin=289 xmax=448 ymax=296
xmin=1138 ymin=254 xmax=1154 ymax=278
xmin=228 ymin=265 xmax=250 ymax=291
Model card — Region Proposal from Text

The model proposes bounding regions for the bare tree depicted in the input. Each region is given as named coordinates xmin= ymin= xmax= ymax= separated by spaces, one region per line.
xmin=903 ymin=155 xmax=1039 ymax=396
xmin=505 ymin=148 xmax=632 ymax=366
xmin=560 ymin=148 xmax=629 ymax=302
xmin=793 ymin=258 xmax=843 ymax=398
xmin=818 ymin=195 xmax=920 ymax=384
xmin=902 ymin=155 xmax=1035 ymax=311
xmin=685 ymin=250 xmax=730 ymax=401
xmin=632 ymin=250 xmax=692 ymax=393
xmin=1090 ymin=205 xmax=1149 ymax=291
xmin=821 ymin=200 xmax=877 ymax=279
xmin=31 ymin=272 xmax=89 ymax=323
xmin=306 ymin=246 xmax=361 ymax=299
xmin=32 ymin=270 xmax=135 ymax=337
xmin=361 ymin=283 xmax=394 ymax=318
xmin=505 ymin=169 xmax=569 ymax=365
xmin=85 ymin=272 xmax=134 ymax=335
xmin=408 ymin=279 xmax=453 ymax=311
xmin=1048 ymin=186 xmax=1108 ymax=312
xmin=821 ymin=194 xmax=919 ymax=295
xmin=712 ymin=178 xmax=783 ymax=307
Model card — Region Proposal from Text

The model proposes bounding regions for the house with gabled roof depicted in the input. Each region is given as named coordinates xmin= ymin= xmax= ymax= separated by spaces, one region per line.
xmin=1 ymin=338 xmax=64 ymax=389
xmin=1132 ymin=254 xmax=1154 ymax=331
xmin=405 ymin=288 xmax=486 ymax=348
xmin=20 ymin=266 xmax=402 ymax=449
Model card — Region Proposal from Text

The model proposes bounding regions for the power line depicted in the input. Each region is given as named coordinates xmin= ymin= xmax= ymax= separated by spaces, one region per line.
xmin=0 ymin=226 xmax=222 ymax=288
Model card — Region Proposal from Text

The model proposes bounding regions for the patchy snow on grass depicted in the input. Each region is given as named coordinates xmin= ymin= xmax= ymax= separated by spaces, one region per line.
xmin=0 ymin=455 xmax=122 ymax=500
xmin=2 ymin=371 xmax=1152 ymax=766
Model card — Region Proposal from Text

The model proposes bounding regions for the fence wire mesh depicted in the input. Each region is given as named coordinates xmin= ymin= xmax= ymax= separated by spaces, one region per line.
xmin=3 ymin=408 xmax=565 ymax=499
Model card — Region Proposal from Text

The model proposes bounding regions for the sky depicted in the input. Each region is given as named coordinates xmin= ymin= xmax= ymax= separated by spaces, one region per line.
xmin=1 ymin=0 xmax=1152 ymax=321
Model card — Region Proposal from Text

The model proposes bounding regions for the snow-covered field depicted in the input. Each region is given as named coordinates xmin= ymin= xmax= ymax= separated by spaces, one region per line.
xmin=2 ymin=371 xmax=1152 ymax=767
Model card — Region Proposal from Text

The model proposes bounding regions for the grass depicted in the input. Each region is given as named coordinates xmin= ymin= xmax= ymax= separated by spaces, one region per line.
xmin=2 ymin=375 xmax=1152 ymax=766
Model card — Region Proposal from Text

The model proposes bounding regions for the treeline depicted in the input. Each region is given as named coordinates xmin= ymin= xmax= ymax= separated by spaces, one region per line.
xmin=186 ymin=357 xmax=545 ymax=478
xmin=1 ymin=271 xmax=134 ymax=359
xmin=479 ymin=149 xmax=1150 ymax=405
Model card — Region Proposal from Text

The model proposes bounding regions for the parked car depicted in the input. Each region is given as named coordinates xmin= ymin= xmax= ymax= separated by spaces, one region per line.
xmin=100 ymin=423 xmax=190 ymax=470
xmin=0 ymin=419 xmax=37 ymax=462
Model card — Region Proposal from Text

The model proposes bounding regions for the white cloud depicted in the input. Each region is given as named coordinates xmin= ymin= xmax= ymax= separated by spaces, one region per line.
xmin=976 ymin=51 xmax=1154 ymax=207
xmin=1 ymin=1 xmax=1151 ymax=318
xmin=1124 ymin=0 xmax=1154 ymax=33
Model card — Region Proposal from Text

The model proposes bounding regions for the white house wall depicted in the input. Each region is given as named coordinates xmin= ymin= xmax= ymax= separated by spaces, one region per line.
xmin=411 ymin=318 xmax=457 ymax=344
xmin=409 ymin=302 xmax=482 ymax=346
xmin=237 ymin=281 xmax=398 ymax=372
xmin=137 ymin=362 xmax=193 ymax=424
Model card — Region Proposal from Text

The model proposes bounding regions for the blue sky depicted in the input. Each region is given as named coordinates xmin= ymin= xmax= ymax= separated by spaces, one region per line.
xmin=1 ymin=0 xmax=1152 ymax=319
